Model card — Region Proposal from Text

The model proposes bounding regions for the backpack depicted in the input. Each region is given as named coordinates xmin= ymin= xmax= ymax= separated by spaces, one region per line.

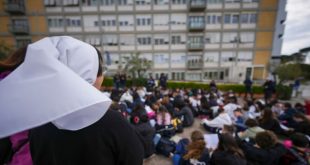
xmin=156 ymin=125 xmax=176 ymax=138
xmin=171 ymin=118 xmax=184 ymax=133
xmin=156 ymin=137 xmax=176 ymax=157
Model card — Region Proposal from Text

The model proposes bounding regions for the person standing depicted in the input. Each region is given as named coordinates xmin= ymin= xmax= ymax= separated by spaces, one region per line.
xmin=147 ymin=75 xmax=155 ymax=91
xmin=120 ymin=73 xmax=127 ymax=89
xmin=243 ymin=77 xmax=253 ymax=99
xmin=159 ymin=73 xmax=168 ymax=89
xmin=113 ymin=73 xmax=121 ymax=90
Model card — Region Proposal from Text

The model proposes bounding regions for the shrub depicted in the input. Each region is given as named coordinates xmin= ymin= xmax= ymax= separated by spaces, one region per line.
xmin=102 ymin=78 xmax=265 ymax=94
xmin=276 ymin=84 xmax=292 ymax=100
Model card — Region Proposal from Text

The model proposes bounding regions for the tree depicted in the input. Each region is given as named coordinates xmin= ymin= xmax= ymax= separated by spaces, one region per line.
xmin=122 ymin=52 xmax=152 ymax=79
xmin=0 ymin=41 xmax=13 ymax=60
xmin=275 ymin=64 xmax=302 ymax=83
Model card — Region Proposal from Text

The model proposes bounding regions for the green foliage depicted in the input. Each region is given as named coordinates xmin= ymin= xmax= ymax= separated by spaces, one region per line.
xmin=102 ymin=77 xmax=114 ymax=87
xmin=103 ymin=78 xmax=265 ymax=94
xmin=300 ymin=64 xmax=310 ymax=80
xmin=276 ymin=84 xmax=292 ymax=100
xmin=167 ymin=81 xmax=264 ymax=94
xmin=275 ymin=64 xmax=302 ymax=83
xmin=122 ymin=52 xmax=152 ymax=79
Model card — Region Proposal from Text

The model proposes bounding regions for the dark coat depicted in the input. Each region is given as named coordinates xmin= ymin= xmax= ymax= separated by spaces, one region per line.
xmin=133 ymin=122 xmax=156 ymax=158
xmin=239 ymin=142 xmax=287 ymax=165
xmin=29 ymin=110 xmax=144 ymax=165
xmin=174 ymin=106 xmax=194 ymax=127
xmin=210 ymin=150 xmax=247 ymax=165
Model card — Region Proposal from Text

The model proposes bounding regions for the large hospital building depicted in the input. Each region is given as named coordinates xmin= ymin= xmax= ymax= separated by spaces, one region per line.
xmin=0 ymin=0 xmax=286 ymax=82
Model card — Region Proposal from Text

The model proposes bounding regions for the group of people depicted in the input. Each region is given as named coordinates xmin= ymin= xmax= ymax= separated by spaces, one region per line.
xmin=1 ymin=36 xmax=310 ymax=165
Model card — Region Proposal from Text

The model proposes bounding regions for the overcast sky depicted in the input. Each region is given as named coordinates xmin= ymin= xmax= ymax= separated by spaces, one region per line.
xmin=282 ymin=0 xmax=310 ymax=55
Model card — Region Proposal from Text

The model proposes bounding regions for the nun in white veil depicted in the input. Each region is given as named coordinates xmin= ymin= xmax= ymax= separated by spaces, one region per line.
xmin=0 ymin=36 xmax=144 ymax=165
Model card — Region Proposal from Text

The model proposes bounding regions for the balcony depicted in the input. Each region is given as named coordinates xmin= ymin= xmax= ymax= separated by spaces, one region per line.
xmin=188 ymin=42 xmax=204 ymax=51
xmin=187 ymin=59 xmax=203 ymax=70
xmin=189 ymin=0 xmax=206 ymax=11
xmin=9 ymin=24 xmax=29 ymax=34
xmin=188 ymin=21 xmax=205 ymax=31
xmin=5 ymin=1 xmax=25 ymax=14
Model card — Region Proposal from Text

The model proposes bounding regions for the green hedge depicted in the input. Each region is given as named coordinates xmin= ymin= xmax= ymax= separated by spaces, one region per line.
xmin=276 ymin=84 xmax=292 ymax=100
xmin=167 ymin=81 xmax=264 ymax=94
xmin=103 ymin=78 xmax=264 ymax=94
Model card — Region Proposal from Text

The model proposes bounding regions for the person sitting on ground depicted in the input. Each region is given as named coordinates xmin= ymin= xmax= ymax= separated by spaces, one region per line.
xmin=238 ymin=119 xmax=265 ymax=140
xmin=295 ymin=102 xmax=306 ymax=114
xmin=130 ymin=105 xmax=156 ymax=158
xmin=201 ymin=106 xmax=232 ymax=133
xmin=174 ymin=99 xmax=194 ymax=127
xmin=259 ymin=108 xmax=286 ymax=135
xmin=210 ymin=133 xmax=247 ymax=165
xmin=292 ymin=113 xmax=310 ymax=136
xmin=239 ymin=131 xmax=286 ymax=165
xmin=281 ymin=133 xmax=310 ymax=165
xmin=180 ymin=130 xmax=210 ymax=165
xmin=278 ymin=102 xmax=298 ymax=128
xmin=156 ymin=106 xmax=172 ymax=128
xmin=161 ymin=95 xmax=175 ymax=116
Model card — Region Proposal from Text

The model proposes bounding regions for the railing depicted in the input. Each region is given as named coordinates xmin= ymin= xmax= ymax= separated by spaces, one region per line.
xmin=188 ymin=43 xmax=204 ymax=50
xmin=9 ymin=24 xmax=29 ymax=34
xmin=189 ymin=0 xmax=206 ymax=10
xmin=187 ymin=61 xmax=203 ymax=69
xmin=188 ymin=22 xmax=205 ymax=30
xmin=5 ymin=2 xmax=25 ymax=14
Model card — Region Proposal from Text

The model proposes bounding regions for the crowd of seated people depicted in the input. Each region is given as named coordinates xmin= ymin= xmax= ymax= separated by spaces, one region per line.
xmin=101 ymin=81 xmax=310 ymax=165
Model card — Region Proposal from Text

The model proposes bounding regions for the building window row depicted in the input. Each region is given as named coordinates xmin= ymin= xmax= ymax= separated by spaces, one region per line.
xmin=48 ymin=18 xmax=81 ymax=27
xmin=44 ymin=0 xmax=258 ymax=6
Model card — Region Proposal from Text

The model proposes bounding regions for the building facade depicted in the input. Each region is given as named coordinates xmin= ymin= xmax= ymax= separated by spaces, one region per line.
xmin=0 ymin=0 xmax=287 ymax=83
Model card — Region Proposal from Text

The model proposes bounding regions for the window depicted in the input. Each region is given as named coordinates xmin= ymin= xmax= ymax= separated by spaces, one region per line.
xmin=240 ymin=32 xmax=255 ymax=43
xmin=154 ymin=38 xmax=164 ymax=45
xmin=101 ymin=0 xmax=114 ymax=5
xmin=205 ymin=33 xmax=220 ymax=43
xmin=65 ymin=18 xmax=81 ymax=27
xmin=136 ymin=18 xmax=152 ymax=26
xmin=241 ymin=13 xmax=257 ymax=23
xmin=16 ymin=39 xmax=31 ymax=48
xmin=102 ymin=19 xmax=116 ymax=26
xmin=85 ymin=36 xmax=101 ymax=46
xmin=189 ymin=36 xmax=203 ymax=44
xmin=44 ymin=0 xmax=62 ymax=6
xmin=243 ymin=0 xmax=259 ymax=2
xmin=171 ymin=54 xmax=186 ymax=64
xmin=171 ymin=36 xmax=181 ymax=44
xmin=137 ymin=37 xmax=151 ymax=45
xmin=237 ymin=51 xmax=253 ymax=62
xmin=82 ymin=0 xmax=97 ymax=6
xmin=206 ymin=14 xmax=222 ymax=24
xmin=224 ymin=13 xmax=239 ymax=24
xmin=154 ymin=0 xmax=168 ymax=5
xmin=225 ymin=0 xmax=240 ymax=3
xmin=102 ymin=35 xmax=118 ymax=46
xmin=172 ymin=0 xmax=187 ymax=4
xmin=118 ymin=0 xmax=127 ymax=5
xmin=120 ymin=35 xmax=135 ymax=45
xmin=48 ymin=18 xmax=65 ymax=27
xmin=207 ymin=0 xmax=223 ymax=3
xmin=221 ymin=52 xmax=236 ymax=62
xmin=205 ymin=52 xmax=219 ymax=62
xmin=136 ymin=0 xmax=150 ymax=5
xmin=189 ymin=16 xmax=205 ymax=28
xmin=222 ymin=32 xmax=238 ymax=43
xmin=154 ymin=54 xmax=169 ymax=64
